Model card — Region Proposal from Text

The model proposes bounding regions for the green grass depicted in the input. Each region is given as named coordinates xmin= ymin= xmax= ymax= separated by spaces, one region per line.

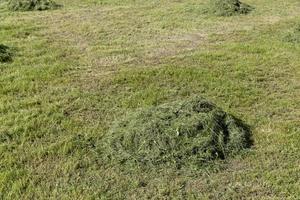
xmin=0 ymin=0 xmax=300 ymax=199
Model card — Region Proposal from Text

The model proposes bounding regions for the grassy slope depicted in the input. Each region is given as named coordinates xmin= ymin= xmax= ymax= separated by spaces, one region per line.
xmin=0 ymin=0 xmax=300 ymax=199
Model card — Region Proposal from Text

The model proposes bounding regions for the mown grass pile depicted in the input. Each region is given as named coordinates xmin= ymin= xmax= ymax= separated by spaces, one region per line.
xmin=105 ymin=97 xmax=252 ymax=169
xmin=0 ymin=44 xmax=13 ymax=62
xmin=8 ymin=0 xmax=60 ymax=11
xmin=284 ymin=24 xmax=300 ymax=43
xmin=208 ymin=0 xmax=253 ymax=16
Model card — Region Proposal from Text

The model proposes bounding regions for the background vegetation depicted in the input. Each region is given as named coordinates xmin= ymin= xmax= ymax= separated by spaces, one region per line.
xmin=0 ymin=0 xmax=299 ymax=199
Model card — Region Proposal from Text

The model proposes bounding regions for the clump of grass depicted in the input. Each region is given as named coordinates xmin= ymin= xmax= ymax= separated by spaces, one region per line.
xmin=8 ymin=0 xmax=61 ymax=11
xmin=0 ymin=44 xmax=13 ymax=63
xmin=207 ymin=0 xmax=254 ymax=16
xmin=283 ymin=24 xmax=300 ymax=43
xmin=105 ymin=96 xmax=252 ymax=169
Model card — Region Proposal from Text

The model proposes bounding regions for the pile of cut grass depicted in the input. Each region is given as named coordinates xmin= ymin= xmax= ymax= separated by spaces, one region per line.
xmin=207 ymin=0 xmax=253 ymax=16
xmin=105 ymin=97 xmax=252 ymax=169
xmin=0 ymin=44 xmax=13 ymax=63
xmin=284 ymin=24 xmax=300 ymax=43
xmin=8 ymin=0 xmax=61 ymax=11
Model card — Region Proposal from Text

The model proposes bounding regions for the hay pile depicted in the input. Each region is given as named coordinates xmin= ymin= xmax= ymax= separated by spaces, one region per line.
xmin=0 ymin=44 xmax=13 ymax=63
xmin=8 ymin=0 xmax=60 ymax=11
xmin=208 ymin=0 xmax=253 ymax=16
xmin=284 ymin=24 xmax=300 ymax=43
xmin=105 ymin=97 xmax=252 ymax=169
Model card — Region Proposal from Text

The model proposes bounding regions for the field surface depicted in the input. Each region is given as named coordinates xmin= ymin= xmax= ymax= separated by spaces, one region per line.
xmin=0 ymin=0 xmax=300 ymax=199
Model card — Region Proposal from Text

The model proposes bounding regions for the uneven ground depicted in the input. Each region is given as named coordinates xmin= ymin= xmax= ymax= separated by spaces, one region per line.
xmin=0 ymin=0 xmax=300 ymax=199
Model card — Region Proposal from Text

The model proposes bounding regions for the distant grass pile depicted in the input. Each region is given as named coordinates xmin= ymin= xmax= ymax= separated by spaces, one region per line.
xmin=284 ymin=24 xmax=300 ymax=43
xmin=208 ymin=0 xmax=253 ymax=16
xmin=0 ymin=44 xmax=13 ymax=63
xmin=8 ymin=0 xmax=60 ymax=11
xmin=105 ymin=97 xmax=252 ymax=169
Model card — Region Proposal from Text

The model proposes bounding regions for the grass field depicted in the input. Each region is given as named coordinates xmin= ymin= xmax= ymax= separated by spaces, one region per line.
xmin=0 ymin=0 xmax=300 ymax=199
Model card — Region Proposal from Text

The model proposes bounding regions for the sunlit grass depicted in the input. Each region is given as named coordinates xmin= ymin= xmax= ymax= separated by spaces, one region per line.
xmin=0 ymin=0 xmax=300 ymax=199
